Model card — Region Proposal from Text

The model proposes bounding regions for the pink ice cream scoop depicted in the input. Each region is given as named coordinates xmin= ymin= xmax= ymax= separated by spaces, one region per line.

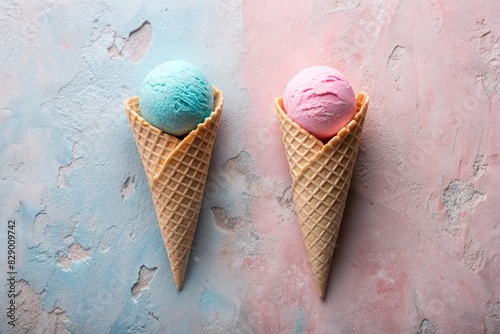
xmin=283 ymin=66 xmax=356 ymax=141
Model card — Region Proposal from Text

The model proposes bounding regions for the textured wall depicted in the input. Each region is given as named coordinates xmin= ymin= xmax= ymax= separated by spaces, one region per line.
xmin=1 ymin=0 xmax=499 ymax=333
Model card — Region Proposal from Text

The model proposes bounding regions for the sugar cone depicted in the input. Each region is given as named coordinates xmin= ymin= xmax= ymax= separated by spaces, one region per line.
xmin=276 ymin=93 xmax=368 ymax=298
xmin=124 ymin=87 xmax=223 ymax=290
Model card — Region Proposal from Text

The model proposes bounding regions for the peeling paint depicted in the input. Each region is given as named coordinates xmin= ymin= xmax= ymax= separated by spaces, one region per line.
xmin=122 ymin=21 xmax=153 ymax=64
xmin=58 ymin=255 xmax=72 ymax=271
xmin=121 ymin=176 xmax=136 ymax=201
xmin=12 ymin=281 xmax=71 ymax=334
xmin=416 ymin=319 xmax=438 ymax=334
xmin=211 ymin=206 xmax=238 ymax=231
xmin=57 ymin=158 xmax=83 ymax=188
xmin=484 ymin=301 xmax=500 ymax=334
xmin=473 ymin=154 xmax=488 ymax=178
xmin=463 ymin=241 xmax=486 ymax=273
xmin=97 ymin=21 xmax=152 ymax=64
xmin=387 ymin=45 xmax=406 ymax=70
xmin=67 ymin=242 xmax=92 ymax=265
xmin=476 ymin=20 xmax=500 ymax=99
xmin=443 ymin=180 xmax=485 ymax=222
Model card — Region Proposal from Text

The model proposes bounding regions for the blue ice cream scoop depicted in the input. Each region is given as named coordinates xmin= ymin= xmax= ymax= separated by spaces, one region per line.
xmin=139 ymin=60 xmax=214 ymax=136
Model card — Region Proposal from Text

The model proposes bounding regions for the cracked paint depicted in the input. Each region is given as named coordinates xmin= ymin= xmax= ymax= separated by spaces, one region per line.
xmin=484 ymin=301 xmax=500 ymax=334
xmin=11 ymin=281 xmax=71 ymax=334
xmin=131 ymin=265 xmax=158 ymax=300
xmin=2 ymin=0 xmax=500 ymax=333
xmin=387 ymin=45 xmax=406 ymax=70
xmin=97 ymin=21 xmax=152 ymax=64
xmin=121 ymin=176 xmax=136 ymax=201
xmin=443 ymin=180 xmax=485 ymax=222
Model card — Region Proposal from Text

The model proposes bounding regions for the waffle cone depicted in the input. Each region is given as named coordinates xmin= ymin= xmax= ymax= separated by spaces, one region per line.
xmin=124 ymin=87 xmax=223 ymax=290
xmin=276 ymin=93 xmax=369 ymax=298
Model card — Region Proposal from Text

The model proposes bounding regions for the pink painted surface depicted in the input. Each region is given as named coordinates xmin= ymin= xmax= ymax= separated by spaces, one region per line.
xmin=238 ymin=0 xmax=500 ymax=333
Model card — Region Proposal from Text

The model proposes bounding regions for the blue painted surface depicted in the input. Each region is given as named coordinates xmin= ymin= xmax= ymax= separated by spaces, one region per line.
xmin=294 ymin=308 xmax=307 ymax=334
xmin=1 ymin=1 xmax=247 ymax=333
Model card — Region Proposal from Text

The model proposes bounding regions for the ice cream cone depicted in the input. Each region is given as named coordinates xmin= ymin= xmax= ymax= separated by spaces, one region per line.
xmin=124 ymin=86 xmax=223 ymax=290
xmin=276 ymin=92 xmax=368 ymax=298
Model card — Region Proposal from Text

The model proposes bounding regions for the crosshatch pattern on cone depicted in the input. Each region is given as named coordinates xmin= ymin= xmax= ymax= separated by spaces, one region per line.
xmin=276 ymin=93 xmax=369 ymax=298
xmin=125 ymin=87 xmax=223 ymax=290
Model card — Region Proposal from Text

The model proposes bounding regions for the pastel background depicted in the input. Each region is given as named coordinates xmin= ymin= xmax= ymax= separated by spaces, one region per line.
xmin=1 ymin=0 xmax=499 ymax=333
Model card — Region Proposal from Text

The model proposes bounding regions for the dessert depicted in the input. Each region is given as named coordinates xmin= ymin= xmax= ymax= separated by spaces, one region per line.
xmin=124 ymin=60 xmax=223 ymax=290
xmin=276 ymin=66 xmax=369 ymax=298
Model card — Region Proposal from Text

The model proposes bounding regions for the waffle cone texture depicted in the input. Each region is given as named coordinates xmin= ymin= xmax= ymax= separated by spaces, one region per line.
xmin=276 ymin=93 xmax=369 ymax=298
xmin=124 ymin=87 xmax=223 ymax=290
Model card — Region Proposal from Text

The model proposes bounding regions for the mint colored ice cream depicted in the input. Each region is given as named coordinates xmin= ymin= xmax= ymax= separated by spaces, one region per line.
xmin=139 ymin=60 xmax=214 ymax=136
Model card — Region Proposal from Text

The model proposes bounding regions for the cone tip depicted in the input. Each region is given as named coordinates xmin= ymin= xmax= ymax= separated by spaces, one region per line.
xmin=174 ymin=276 xmax=184 ymax=291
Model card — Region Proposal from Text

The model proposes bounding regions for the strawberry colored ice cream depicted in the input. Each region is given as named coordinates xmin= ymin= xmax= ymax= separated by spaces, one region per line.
xmin=283 ymin=66 xmax=356 ymax=141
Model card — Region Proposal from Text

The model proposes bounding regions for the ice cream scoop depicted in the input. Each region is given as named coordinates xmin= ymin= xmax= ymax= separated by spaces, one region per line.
xmin=140 ymin=60 xmax=214 ymax=136
xmin=283 ymin=66 xmax=356 ymax=141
